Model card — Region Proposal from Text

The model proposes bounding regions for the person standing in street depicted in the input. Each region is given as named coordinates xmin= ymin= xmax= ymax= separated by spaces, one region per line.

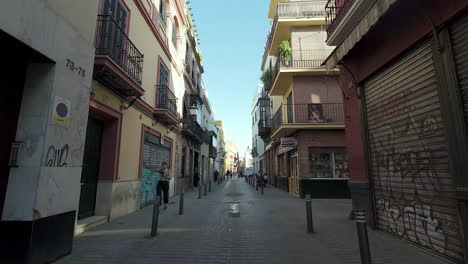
xmin=155 ymin=162 xmax=171 ymax=210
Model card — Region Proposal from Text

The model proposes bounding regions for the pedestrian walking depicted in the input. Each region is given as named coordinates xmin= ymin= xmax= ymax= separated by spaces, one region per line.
xmin=194 ymin=171 xmax=200 ymax=188
xmin=153 ymin=162 xmax=171 ymax=210
xmin=214 ymin=170 xmax=219 ymax=183
xmin=229 ymin=171 xmax=233 ymax=179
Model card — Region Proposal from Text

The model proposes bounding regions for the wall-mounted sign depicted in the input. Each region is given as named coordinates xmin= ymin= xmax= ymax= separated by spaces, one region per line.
xmin=52 ymin=96 xmax=71 ymax=127
xmin=281 ymin=137 xmax=297 ymax=148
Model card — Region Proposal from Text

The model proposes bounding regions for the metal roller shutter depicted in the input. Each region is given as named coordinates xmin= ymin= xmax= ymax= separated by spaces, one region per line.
xmin=450 ymin=13 xmax=468 ymax=133
xmin=140 ymin=133 xmax=171 ymax=206
xmin=364 ymin=40 xmax=463 ymax=262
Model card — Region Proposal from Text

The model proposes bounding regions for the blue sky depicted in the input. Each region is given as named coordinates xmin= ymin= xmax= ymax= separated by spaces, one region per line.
xmin=189 ymin=0 xmax=270 ymax=154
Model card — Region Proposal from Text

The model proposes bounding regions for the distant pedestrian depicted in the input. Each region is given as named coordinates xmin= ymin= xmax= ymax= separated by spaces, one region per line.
xmin=229 ymin=171 xmax=233 ymax=179
xmin=153 ymin=162 xmax=171 ymax=210
xmin=214 ymin=170 xmax=219 ymax=183
xmin=194 ymin=172 xmax=200 ymax=188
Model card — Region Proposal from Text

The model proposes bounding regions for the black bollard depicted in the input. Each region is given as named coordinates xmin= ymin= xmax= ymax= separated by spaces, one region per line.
xmin=355 ymin=210 xmax=372 ymax=264
xmin=198 ymin=185 xmax=202 ymax=199
xmin=256 ymin=179 xmax=259 ymax=190
xmin=179 ymin=189 xmax=184 ymax=215
xmin=151 ymin=196 xmax=161 ymax=237
xmin=209 ymin=179 xmax=212 ymax=192
xmin=305 ymin=194 xmax=314 ymax=233
xmin=204 ymin=183 xmax=207 ymax=196
xmin=261 ymin=181 xmax=264 ymax=195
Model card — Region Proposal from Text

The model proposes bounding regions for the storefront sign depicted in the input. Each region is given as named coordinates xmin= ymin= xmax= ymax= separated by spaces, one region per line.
xmin=281 ymin=137 xmax=297 ymax=148
xmin=52 ymin=96 xmax=71 ymax=127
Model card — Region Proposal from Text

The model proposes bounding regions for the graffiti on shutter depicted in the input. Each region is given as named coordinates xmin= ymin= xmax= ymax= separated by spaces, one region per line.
xmin=365 ymin=41 xmax=463 ymax=262
xmin=140 ymin=132 xmax=171 ymax=207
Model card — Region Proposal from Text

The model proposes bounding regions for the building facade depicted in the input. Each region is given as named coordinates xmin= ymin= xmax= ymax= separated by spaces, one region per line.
xmin=0 ymin=0 xmax=220 ymax=263
xmin=252 ymin=85 xmax=267 ymax=174
xmin=260 ymin=0 xmax=348 ymax=198
xmin=324 ymin=0 xmax=468 ymax=262
xmin=0 ymin=0 xmax=99 ymax=263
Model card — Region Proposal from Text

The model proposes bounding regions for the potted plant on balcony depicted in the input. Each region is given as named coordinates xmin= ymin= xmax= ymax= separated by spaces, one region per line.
xmin=260 ymin=67 xmax=273 ymax=91
xmin=278 ymin=40 xmax=292 ymax=67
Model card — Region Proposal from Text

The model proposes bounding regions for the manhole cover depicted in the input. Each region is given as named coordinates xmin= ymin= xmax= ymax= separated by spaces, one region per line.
xmin=225 ymin=202 xmax=240 ymax=217
xmin=225 ymin=192 xmax=244 ymax=197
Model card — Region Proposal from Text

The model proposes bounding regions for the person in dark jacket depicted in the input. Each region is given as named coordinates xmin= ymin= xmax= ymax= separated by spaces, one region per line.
xmin=194 ymin=172 xmax=200 ymax=188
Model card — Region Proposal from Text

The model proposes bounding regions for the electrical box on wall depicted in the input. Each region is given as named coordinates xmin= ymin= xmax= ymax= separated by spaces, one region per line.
xmin=9 ymin=141 xmax=23 ymax=168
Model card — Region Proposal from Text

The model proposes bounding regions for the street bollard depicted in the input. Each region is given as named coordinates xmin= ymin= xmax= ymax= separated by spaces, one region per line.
xmin=179 ymin=189 xmax=184 ymax=215
xmin=198 ymin=185 xmax=202 ymax=199
xmin=355 ymin=210 xmax=372 ymax=264
xmin=151 ymin=196 xmax=161 ymax=237
xmin=209 ymin=180 xmax=212 ymax=192
xmin=204 ymin=183 xmax=207 ymax=196
xmin=261 ymin=182 xmax=264 ymax=195
xmin=305 ymin=194 xmax=314 ymax=233
xmin=256 ymin=179 xmax=259 ymax=190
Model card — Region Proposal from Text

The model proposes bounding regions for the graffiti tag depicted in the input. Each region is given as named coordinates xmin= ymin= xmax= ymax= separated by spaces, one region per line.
xmin=45 ymin=144 xmax=69 ymax=167
xmin=376 ymin=199 xmax=447 ymax=253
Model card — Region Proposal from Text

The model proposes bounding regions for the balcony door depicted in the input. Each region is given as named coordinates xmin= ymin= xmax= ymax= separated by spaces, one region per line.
xmin=287 ymin=92 xmax=293 ymax=123
xmin=158 ymin=64 xmax=169 ymax=107
xmin=102 ymin=0 xmax=128 ymax=65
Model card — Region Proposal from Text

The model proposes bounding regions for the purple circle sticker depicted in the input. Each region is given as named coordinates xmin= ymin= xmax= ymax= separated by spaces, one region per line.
xmin=56 ymin=103 xmax=68 ymax=118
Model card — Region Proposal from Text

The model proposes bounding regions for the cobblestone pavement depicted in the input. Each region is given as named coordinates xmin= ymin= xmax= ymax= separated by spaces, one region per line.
xmin=56 ymin=177 xmax=449 ymax=264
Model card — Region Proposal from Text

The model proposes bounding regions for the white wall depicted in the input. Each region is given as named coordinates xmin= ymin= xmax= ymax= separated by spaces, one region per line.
xmin=1 ymin=0 xmax=97 ymax=220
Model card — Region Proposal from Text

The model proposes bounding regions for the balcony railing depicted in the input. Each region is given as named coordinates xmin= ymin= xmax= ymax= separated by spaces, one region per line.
xmin=272 ymin=49 xmax=333 ymax=82
xmin=277 ymin=1 xmax=328 ymax=18
xmin=182 ymin=118 xmax=203 ymax=143
xmin=156 ymin=85 xmax=177 ymax=117
xmin=325 ymin=0 xmax=354 ymax=35
xmin=271 ymin=103 xmax=344 ymax=133
xmin=95 ymin=15 xmax=144 ymax=85
xmin=209 ymin=145 xmax=217 ymax=158
xmin=263 ymin=1 xmax=328 ymax=61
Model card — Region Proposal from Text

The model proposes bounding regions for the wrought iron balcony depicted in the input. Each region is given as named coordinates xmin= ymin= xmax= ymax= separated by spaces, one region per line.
xmin=263 ymin=1 xmax=328 ymax=59
xmin=272 ymin=49 xmax=334 ymax=83
xmin=209 ymin=145 xmax=217 ymax=159
xmin=277 ymin=1 xmax=328 ymax=18
xmin=271 ymin=103 xmax=344 ymax=134
xmin=182 ymin=118 xmax=203 ymax=143
xmin=325 ymin=0 xmax=354 ymax=35
xmin=258 ymin=118 xmax=272 ymax=139
xmin=155 ymin=85 xmax=178 ymax=120
xmin=94 ymin=15 xmax=144 ymax=97
xmin=258 ymin=95 xmax=271 ymax=139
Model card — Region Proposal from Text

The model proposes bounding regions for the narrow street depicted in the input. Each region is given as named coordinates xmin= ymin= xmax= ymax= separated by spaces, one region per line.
xmin=56 ymin=177 xmax=445 ymax=264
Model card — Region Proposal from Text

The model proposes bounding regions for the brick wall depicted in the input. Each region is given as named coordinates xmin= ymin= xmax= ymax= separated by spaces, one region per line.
xmin=339 ymin=70 xmax=367 ymax=182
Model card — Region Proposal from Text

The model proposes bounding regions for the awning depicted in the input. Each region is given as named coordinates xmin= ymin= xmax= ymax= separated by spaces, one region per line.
xmin=324 ymin=0 xmax=397 ymax=70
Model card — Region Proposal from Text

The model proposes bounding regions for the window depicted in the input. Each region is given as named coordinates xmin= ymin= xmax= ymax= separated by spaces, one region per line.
xmin=308 ymin=148 xmax=348 ymax=179
xmin=157 ymin=62 xmax=169 ymax=107
xmin=159 ymin=0 xmax=166 ymax=28
xmin=172 ymin=18 xmax=179 ymax=48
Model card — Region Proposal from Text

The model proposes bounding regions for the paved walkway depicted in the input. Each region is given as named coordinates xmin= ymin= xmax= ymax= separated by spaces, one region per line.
xmin=56 ymin=177 xmax=449 ymax=264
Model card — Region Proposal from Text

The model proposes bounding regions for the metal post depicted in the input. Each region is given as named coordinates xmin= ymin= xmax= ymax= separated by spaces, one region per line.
xmin=204 ymin=183 xmax=207 ymax=196
xmin=198 ymin=185 xmax=202 ymax=199
xmin=209 ymin=179 xmax=212 ymax=192
xmin=261 ymin=181 xmax=264 ymax=195
xmin=305 ymin=194 xmax=313 ymax=233
xmin=151 ymin=196 xmax=160 ymax=237
xmin=355 ymin=210 xmax=372 ymax=264
xmin=256 ymin=178 xmax=259 ymax=190
xmin=179 ymin=189 xmax=184 ymax=215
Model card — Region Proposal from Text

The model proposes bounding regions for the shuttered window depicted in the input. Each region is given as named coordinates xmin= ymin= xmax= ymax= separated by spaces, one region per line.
xmin=364 ymin=40 xmax=463 ymax=262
